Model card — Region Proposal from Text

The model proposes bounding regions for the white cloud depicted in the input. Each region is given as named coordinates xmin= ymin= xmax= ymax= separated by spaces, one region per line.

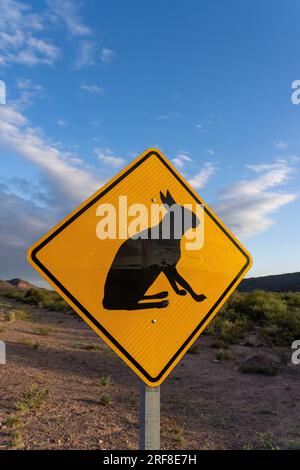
xmin=0 ymin=182 xmax=58 ymax=281
xmin=205 ymin=148 xmax=215 ymax=155
xmin=100 ymin=48 xmax=116 ymax=63
xmin=95 ymin=147 xmax=125 ymax=168
xmin=172 ymin=152 xmax=193 ymax=168
xmin=0 ymin=105 xmax=100 ymax=206
xmin=47 ymin=0 xmax=92 ymax=36
xmin=214 ymin=159 xmax=297 ymax=237
xmin=188 ymin=162 xmax=217 ymax=189
xmin=74 ymin=40 xmax=97 ymax=69
xmin=274 ymin=141 xmax=288 ymax=150
xmin=195 ymin=123 xmax=208 ymax=132
xmin=0 ymin=0 xmax=59 ymax=66
xmin=56 ymin=118 xmax=68 ymax=127
xmin=0 ymin=80 xmax=6 ymax=104
xmin=14 ymin=78 xmax=45 ymax=108
xmin=80 ymin=83 xmax=104 ymax=94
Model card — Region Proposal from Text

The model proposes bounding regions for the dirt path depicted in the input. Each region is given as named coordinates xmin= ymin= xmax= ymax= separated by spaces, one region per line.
xmin=0 ymin=300 xmax=299 ymax=450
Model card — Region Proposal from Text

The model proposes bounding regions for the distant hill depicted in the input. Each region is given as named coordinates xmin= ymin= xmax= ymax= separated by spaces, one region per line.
xmin=0 ymin=280 xmax=15 ymax=290
xmin=0 ymin=278 xmax=37 ymax=290
xmin=239 ymin=272 xmax=300 ymax=292
xmin=7 ymin=278 xmax=36 ymax=289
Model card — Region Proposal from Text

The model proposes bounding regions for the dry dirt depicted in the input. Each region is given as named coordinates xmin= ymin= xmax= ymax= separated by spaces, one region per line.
xmin=0 ymin=299 xmax=299 ymax=450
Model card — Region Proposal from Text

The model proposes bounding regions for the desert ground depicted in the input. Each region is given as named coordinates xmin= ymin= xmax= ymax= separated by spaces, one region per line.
xmin=0 ymin=296 xmax=299 ymax=450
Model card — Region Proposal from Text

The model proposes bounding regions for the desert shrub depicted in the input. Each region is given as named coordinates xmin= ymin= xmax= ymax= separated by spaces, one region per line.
xmin=6 ymin=308 xmax=33 ymax=322
xmin=23 ymin=288 xmax=46 ymax=306
xmin=4 ymin=290 xmax=25 ymax=301
xmin=239 ymin=361 xmax=280 ymax=376
xmin=32 ymin=327 xmax=52 ymax=336
xmin=99 ymin=376 xmax=112 ymax=386
xmin=3 ymin=288 xmax=72 ymax=312
xmin=15 ymin=387 xmax=48 ymax=412
xmin=206 ymin=290 xmax=300 ymax=347
xmin=238 ymin=291 xmax=287 ymax=325
xmin=100 ymin=394 xmax=110 ymax=406
xmin=216 ymin=348 xmax=233 ymax=361
xmin=42 ymin=297 xmax=70 ymax=312
xmin=281 ymin=292 xmax=300 ymax=309
xmin=207 ymin=316 xmax=249 ymax=344
xmin=261 ymin=309 xmax=300 ymax=346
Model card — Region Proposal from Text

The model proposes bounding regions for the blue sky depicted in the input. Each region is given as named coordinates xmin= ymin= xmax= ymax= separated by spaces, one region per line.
xmin=0 ymin=0 xmax=300 ymax=284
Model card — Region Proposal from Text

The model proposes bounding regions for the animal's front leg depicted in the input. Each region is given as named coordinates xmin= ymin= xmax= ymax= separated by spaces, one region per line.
xmin=173 ymin=268 xmax=206 ymax=302
xmin=163 ymin=267 xmax=187 ymax=296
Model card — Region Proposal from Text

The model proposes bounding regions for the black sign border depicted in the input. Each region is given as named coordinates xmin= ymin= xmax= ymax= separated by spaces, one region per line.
xmin=30 ymin=151 xmax=251 ymax=383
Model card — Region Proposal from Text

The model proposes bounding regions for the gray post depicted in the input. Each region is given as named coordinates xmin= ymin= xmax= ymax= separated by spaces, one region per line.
xmin=139 ymin=382 xmax=160 ymax=450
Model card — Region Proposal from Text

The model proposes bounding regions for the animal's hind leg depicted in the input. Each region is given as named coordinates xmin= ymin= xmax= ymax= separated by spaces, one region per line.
xmin=143 ymin=291 xmax=168 ymax=300
xmin=134 ymin=300 xmax=169 ymax=309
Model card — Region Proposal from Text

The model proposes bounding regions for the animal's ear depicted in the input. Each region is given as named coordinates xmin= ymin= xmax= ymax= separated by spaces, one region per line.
xmin=166 ymin=190 xmax=176 ymax=206
xmin=160 ymin=191 xmax=168 ymax=205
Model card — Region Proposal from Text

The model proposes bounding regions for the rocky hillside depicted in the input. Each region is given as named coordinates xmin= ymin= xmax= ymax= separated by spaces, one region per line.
xmin=239 ymin=272 xmax=300 ymax=292
xmin=0 ymin=278 xmax=36 ymax=290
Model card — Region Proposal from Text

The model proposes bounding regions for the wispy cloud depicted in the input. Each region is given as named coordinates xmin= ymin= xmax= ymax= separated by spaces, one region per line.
xmin=274 ymin=141 xmax=288 ymax=150
xmin=0 ymin=105 xmax=100 ymax=206
xmin=95 ymin=147 xmax=125 ymax=168
xmin=195 ymin=123 xmax=208 ymax=133
xmin=172 ymin=152 xmax=193 ymax=168
xmin=74 ymin=40 xmax=97 ymax=69
xmin=100 ymin=47 xmax=116 ymax=63
xmin=56 ymin=118 xmax=68 ymax=127
xmin=188 ymin=162 xmax=217 ymax=189
xmin=0 ymin=179 xmax=59 ymax=281
xmin=0 ymin=80 xmax=6 ymax=104
xmin=214 ymin=159 xmax=297 ymax=237
xmin=0 ymin=0 xmax=59 ymax=66
xmin=80 ymin=83 xmax=104 ymax=94
xmin=157 ymin=112 xmax=183 ymax=120
xmin=0 ymin=102 xmax=105 ymax=281
xmin=14 ymin=78 xmax=45 ymax=109
xmin=47 ymin=0 xmax=92 ymax=36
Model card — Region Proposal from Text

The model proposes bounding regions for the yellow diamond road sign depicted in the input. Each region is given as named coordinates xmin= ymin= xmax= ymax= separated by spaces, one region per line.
xmin=27 ymin=148 xmax=252 ymax=386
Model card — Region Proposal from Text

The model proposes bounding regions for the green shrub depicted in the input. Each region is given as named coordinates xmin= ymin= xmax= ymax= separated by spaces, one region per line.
xmin=281 ymin=292 xmax=300 ymax=309
xmin=207 ymin=316 xmax=249 ymax=344
xmin=238 ymin=291 xmax=287 ymax=325
xmin=6 ymin=308 xmax=33 ymax=322
xmin=100 ymin=394 xmax=110 ymax=406
xmin=4 ymin=415 xmax=21 ymax=428
xmin=216 ymin=348 xmax=233 ymax=361
xmin=99 ymin=376 xmax=112 ymax=386
xmin=15 ymin=387 xmax=48 ymax=412
xmin=3 ymin=288 xmax=71 ymax=312
xmin=207 ymin=291 xmax=300 ymax=348
xmin=261 ymin=309 xmax=300 ymax=346
xmin=7 ymin=311 xmax=16 ymax=322
xmin=239 ymin=362 xmax=280 ymax=376
xmin=24 ymin=288 xmax=46 ymax=306
xmin=4 ymin=290 xmax=25 ymax=302
xmin=77 ymin=342 xmax=99 ymax=351
xmin=32 ymin=327 xmax=52 ymax=336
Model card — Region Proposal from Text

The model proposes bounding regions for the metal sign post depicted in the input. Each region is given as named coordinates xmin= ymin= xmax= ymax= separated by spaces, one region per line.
xmin=140 ymin=382 xmax=160 ymax=450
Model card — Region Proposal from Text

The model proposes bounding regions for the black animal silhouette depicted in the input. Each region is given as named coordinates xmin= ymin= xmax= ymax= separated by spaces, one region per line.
xmin=102 ymin=190 xmax=206 ymax=310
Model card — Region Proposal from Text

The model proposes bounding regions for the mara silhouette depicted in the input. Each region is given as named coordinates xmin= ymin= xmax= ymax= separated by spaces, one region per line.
xmin=102 ymin=190 xmax=206 ymax=310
